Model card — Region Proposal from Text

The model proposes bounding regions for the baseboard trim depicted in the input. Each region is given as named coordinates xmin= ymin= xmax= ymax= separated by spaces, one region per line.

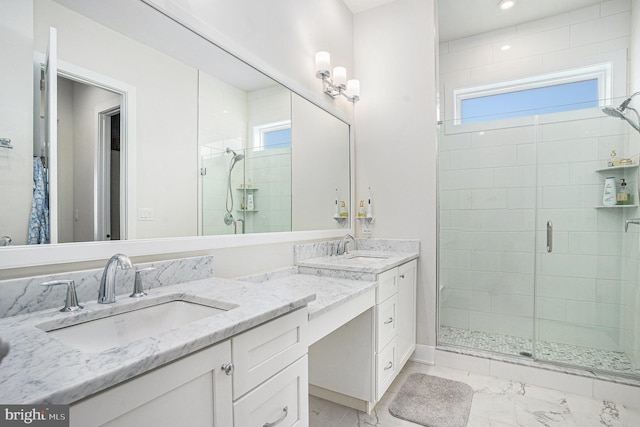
xmin=409 ymin=344 xmax=435 ymax=365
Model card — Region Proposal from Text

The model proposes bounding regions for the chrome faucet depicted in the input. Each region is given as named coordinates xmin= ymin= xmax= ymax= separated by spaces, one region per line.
xmin=337 ymin=233 xmax=356 ymax=255
xmin=98 ymin=253 xmax=133 ymax=304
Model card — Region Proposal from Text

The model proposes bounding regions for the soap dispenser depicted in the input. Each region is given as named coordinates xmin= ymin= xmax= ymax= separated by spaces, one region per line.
xmin=617 ymin=179 xmax=631 ymax=205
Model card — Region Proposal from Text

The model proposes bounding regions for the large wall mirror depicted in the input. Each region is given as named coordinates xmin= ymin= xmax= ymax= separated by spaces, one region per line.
xmin=0 ymin=0 xmax=351 ymax=249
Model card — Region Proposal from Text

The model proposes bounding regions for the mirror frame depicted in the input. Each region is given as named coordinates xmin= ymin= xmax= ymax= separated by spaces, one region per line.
xmin=0 ymin=0 xmax=354 ymax=269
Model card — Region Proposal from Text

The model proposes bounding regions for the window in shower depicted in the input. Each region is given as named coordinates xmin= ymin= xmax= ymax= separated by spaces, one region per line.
xmin=454 ymin=63 xmax=611 ymax=125
xmin=253 ymin=120 xmax=291 ymax=150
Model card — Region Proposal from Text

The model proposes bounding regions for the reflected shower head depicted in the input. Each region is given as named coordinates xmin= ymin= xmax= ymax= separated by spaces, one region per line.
xmin=602 ymin=93 xmax=640 ymax=133
xmin=225 ymin=147 xmax=245 ymax=161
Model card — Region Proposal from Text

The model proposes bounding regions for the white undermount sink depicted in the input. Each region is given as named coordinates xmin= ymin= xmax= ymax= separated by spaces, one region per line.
xmin=39 ymin=300 xmax=230 ymax=353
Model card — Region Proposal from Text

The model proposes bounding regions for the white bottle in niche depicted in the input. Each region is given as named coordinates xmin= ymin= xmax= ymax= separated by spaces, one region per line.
xmin=603 ymin=177 xmax=617 ymax=206
xmin=246 ymin=193 xmax=254 ymax=211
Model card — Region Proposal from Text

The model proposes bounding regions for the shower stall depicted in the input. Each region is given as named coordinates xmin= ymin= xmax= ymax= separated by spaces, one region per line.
xmin=437 ymin=98 xmax=640 ymax=378
xmin=200 ymin=145 xmax=292 ymax=235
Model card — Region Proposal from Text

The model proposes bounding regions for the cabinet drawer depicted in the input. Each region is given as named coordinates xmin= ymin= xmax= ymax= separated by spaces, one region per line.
xmin=232 ymin=308 xmax=307 ymax=399
xmin=234 ymin=356 xmax=308 ymax=427
xmin=376 ymin=267 xmax=398 ymax=303
xmin=376 ymin=337 xmax=397 ymax=401
xmin=376 ymin=294 xmax=397 ymax=351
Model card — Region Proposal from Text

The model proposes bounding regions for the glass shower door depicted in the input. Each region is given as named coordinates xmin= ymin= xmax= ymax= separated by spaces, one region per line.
xmin=438 ymin=118 xmax=538 ymax=357
xmin=534 ymin=108 xmax=640 ymax=375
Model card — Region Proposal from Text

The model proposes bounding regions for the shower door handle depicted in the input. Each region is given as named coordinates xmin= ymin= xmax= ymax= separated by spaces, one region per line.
xmin=546 ymin=220 xmax=553 ymax=253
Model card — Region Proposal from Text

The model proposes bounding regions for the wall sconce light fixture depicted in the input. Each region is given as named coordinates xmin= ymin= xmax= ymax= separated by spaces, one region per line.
xmin=315 ymin=51 xmax=360 ymax=103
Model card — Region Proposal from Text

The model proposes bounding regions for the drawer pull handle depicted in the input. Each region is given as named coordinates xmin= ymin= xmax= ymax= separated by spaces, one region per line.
xmin=400 ymin=274 xmax=405 ymax=279
xmin=263 ymin=406 xmax=288 ymax=427
xmin=384 ymin=361 xmax=393 ymax=370
xmin=221 ymin=363 xmax=234 ymax=376
xmin=384 ymin=317 xmax=393 ymax=325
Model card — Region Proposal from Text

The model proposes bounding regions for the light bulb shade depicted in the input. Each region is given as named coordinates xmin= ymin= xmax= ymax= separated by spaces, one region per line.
xmin=346 ymin=79 xmax=360 ymax=98
xmin=315 ymin=51 xmax=330 ymax=78
xmin=333 ymin=66 xmax=347 ymax=88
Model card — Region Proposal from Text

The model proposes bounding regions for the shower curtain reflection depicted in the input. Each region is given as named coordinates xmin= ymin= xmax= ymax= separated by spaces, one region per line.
xmin=438 ymin=101 xmax=640 ymax=379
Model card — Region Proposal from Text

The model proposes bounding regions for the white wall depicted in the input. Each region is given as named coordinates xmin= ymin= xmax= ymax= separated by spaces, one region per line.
xmin=0 ymin=0 xmax=34 ymax=246
xmin=354 ymin=0 xmax=439 ymax=348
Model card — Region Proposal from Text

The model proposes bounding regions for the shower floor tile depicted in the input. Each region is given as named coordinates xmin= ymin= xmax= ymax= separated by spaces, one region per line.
xmin=439 ymin=326 xmax=640 ymax=375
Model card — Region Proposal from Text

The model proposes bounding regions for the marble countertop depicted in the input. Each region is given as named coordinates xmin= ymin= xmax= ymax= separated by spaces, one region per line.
xmin=0 ymin=277 xmax=315 ymax=405
xmin=240 ymin=271 xmax=377 ymax=320
xmin=0 ymin=246 xmax=419 ymax=405
xmin=296 ymin=250 xmax=419 ymax=274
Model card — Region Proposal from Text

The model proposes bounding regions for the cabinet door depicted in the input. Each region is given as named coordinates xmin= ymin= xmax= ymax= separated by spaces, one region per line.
xmin=396 ymin=259 xmax=417 ymax=368
xmin=69 ymin=341 xmax=233 ymax=427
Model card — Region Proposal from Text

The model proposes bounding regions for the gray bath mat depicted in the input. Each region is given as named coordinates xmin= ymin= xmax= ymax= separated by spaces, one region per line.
xmin=389 ymin=373 xmax=474 ymax=427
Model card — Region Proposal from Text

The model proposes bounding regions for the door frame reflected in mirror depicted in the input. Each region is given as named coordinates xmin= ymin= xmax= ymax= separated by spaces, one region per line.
xmin=34 ymin=52 xmax=138 ymax=244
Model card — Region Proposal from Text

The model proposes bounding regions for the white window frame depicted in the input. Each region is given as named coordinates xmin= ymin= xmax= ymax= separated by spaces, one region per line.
xmin=252 ymin=120 xmax=291 ymax=151
xmin=451 ymin=63 xmax=612 ymax=129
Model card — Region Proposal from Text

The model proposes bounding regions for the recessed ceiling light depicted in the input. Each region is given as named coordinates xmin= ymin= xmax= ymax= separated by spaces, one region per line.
xmin=501 ymin=44 xmax=511 ymax=51
xmin=498 ymin=0 xmax=516 ymax=10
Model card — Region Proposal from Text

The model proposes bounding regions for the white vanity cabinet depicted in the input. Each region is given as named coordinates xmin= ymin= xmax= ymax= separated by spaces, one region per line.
xmin=69 ymin=341 xmax=233 ymax=427
xmin=309 ymin=258 xmax=417 ymax=413
xmin=69 ymin=308 xmax=308 ymax=427
xmin=374 ymin=259 xmax=417 ymax=401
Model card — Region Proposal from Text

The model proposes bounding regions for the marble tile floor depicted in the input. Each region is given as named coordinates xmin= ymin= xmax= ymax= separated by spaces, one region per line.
xmin=309 ymin=361 xmax=640 ymax=426
xmin=439 ymin=326 xmax=640 ymax=375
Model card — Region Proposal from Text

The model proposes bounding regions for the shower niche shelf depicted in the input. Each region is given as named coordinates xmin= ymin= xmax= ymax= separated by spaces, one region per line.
xmin=595 ymin=163 xmax=639 ymax=208
xmin=595 ymin=164 xmax=638 ymax=173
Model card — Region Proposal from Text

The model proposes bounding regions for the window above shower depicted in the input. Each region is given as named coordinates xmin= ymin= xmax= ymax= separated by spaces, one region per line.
xmin=452 ymin=63 xmax=611 ymax=127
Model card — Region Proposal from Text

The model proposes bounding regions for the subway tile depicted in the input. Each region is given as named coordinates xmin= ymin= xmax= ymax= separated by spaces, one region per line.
xmin=471 ymin=188 xmax=508 ymax=209
xmin=537 ymin=138 xmax=599 ymax=164
xmin=500 ymin=252 xmax=535 ymax=275
xmin=439 ymin=307 xmax=470 ymax=329
xmin=439 ymin=44 xmax=493 ymax=74
xmin=537 ymin=319 xmax=620 ymax=350
xmin=537 ymin=164 xmax=571 ymax=187
xmin=440 ymin=169 xmax=494 ymax=190
xmin=564 ymin=231 xmax=598 ymax=256
xmin=454 ymin=145 xmax=518 ymax=170
xmin=516 ymin=5 xmax=600 ymax=36
xmin=536 ymin=297 xmax=567 ymax=321
xmin=492 ymin=27 xmax=571 ymax=62
xmin=491 ymin=294 xmax=534 ymax=317
xmin=536 ymin=275 xmax=596 ymax=300
xmin=566 ymin=300 xmax=622 ymax=328
xmin=442 ymin=289 xmax=492 ymax=312
xmin=470 ymin=312 xmax=534 ymax=337
xmin=471 ymin=250 xmax=501 ymax=272
xmin=600 ymin=0 xmax=632 ymax=17
xmin=506 ymin=187 xmax=536 ymax=209
xmin=494 ymin=166 xmax=536 ymax=187
xmin=570 ymin=12 xmax=631 ymax=47
xmin=540 ymin=253 xmax=598 ymax=278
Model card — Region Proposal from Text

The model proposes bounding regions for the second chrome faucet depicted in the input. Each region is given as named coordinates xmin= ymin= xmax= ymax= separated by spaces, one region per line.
xmin=98 ymin=254 xmax=133 ymax=304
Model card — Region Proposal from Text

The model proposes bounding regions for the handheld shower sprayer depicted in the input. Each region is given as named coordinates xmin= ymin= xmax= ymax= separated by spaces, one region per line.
xmin=602 ymin=92 xmax=640 ymax=133
xmin=223 ymin=147 xmax=245 ymax=226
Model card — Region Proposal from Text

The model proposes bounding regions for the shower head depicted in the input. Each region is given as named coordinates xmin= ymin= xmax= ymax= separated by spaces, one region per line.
xmin=225 ymin=147 xmax=244 ymax=160
xmin=225 ymin=147 xmax=245 ymax=171
xmin=602 ymin=94 xmax=640 ymax=133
